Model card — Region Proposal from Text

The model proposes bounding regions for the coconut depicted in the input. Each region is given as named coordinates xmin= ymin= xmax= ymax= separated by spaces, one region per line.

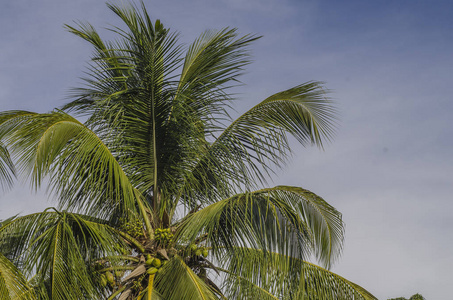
xmin=115 ymin=270 xmax=124 ymax=278
xmin=202 ymin=249 xmax=209 ymax=257
xmin=105 ymin=271 xmax=114 ymax=284
xmin=153 ymin=258 xmax=162 ymax=268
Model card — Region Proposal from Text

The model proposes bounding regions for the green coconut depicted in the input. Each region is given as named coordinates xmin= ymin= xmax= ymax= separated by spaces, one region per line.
xmin=202 ymin=249 xmax=209 ymax=257
xmin=153 ymin=258 xmax=162 ymax=268
xmin=115 ymin=270 xmax=124 ymax=278
xmin=105 ymin=271 xmax=114 ymax=284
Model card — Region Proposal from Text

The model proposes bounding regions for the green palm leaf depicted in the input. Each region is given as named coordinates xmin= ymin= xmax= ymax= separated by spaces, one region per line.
xmin=179 ymin=81 xmax=336 ymax=206
xmin=0 ymin=142 xmax=15 ymax=191
xmin=0 ymin=210 xmax=126 ymax=300
xmin=153 ymin=256 xmax=218 ymax=300
xmin=260 ymin=186 xmax=343 ymax=268
xmin=1 ymin=110 xmax=138 ymax=219
xmin=176 ymin=185 xmax=343 ymax=268
xmin=62 ymin=7 xmax=259 ymax=217
xmin=300 ymin=261 xmax=376 ymax=300
xmin=0 ymin=253 xmax=35 ymax=300
xmin=218 ymin=248 xmax=376 ymax=300
xmin=0 ymin=110 xmax=36 ymax=190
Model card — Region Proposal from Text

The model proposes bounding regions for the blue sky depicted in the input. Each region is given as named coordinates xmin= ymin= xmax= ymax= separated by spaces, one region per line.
xmin=1 ymin=1 xmax=452 ymax=299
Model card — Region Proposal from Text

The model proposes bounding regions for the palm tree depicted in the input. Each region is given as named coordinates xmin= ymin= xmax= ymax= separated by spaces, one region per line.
xmin=0 ymin=2 xmax=376 ymax=299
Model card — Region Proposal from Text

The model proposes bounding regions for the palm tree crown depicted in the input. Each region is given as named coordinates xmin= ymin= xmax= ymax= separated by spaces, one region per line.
xmin=0 ymin=2 xmax=376 ymax=299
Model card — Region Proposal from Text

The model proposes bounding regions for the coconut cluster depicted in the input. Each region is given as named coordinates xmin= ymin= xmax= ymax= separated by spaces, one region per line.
xmin=119 ymin=218 xmax=144 ymax=238
xmin=154 ymin=227 xmax=173 ymax=246
xmin=91 ymin=225 xmax=212 ymax=295
xmin=145 ymin=254 xmax=165 ymax=275
xmin=188 ymin=243 xmax=209 ymax=258
xmin=95 ymin=262 xmax=124 ymax=289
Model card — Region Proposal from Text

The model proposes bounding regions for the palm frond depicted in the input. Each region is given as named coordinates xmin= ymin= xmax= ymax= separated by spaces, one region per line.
xmin=179 ymin=81 xmax=336 ymax=205
xmin=0 ymin=111 xmax=37 ymax=190
xmin=62 ymin=8 xmax=261 ymax=216
xmin=2 ymin=110 xmax=138 ymax=219
xmin=0 ymin=142 xmax=15 ymax=191
xmin=218 ymin=248 xmax=376 ymax=300
xmin=0 ymin=253 xmax=35 ymax=300
xmin=63 ymin=4 xmax=182 ymax=215
xmin=175 ymin=27 xmax=259 ymax=127
xmin=0 ymin=210 xmax=126 ymax=299
xmin=176 ymin=185 xmax=343 ymax=268
xmin=153 ymin=256 xmax=218 ymax=300
xmin=221 ymin=81 xmax=335 ymax=175
xmin=300 ymin=261 xmax=376 ymax=300
xmin=259 ymin=186 xmax=343 ymax=268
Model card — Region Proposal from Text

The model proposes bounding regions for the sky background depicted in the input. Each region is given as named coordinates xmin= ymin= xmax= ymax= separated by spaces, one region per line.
xmin=1 ymin=0 xmax=452 ymax=299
